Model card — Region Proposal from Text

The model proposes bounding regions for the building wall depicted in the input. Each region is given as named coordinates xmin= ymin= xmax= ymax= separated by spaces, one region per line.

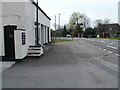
xmin=1 ymin=1 xmax=51 ymax=58
xmin=36 ymin=8 xmax=51 ymax=44
xmin=0 ymin=2 xmax=3 ymax=56
xmin=118 ymin=1 xmax=120 ymax=25
xmin=24 ymin=2 xmax=35 ymax=46
xmin=14 ymin=30 xmax=27 ymax=59
xmin=2 ymin=1 xmax=35 ymax=59
xmin=2 ymin=2 xmax=26 ymax=28
xmin=37 ymin=9 xmax=50 ymax=27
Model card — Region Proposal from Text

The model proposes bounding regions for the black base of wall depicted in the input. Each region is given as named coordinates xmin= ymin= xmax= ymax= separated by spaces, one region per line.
xmin=2 ymin=56 xmax=15 ymax=61
xmin=2 ymin=57 xmax=24 ymax=62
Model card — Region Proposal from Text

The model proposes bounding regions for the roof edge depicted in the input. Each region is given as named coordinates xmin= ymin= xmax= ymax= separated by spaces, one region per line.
xmin=30 ymin=0 xmax=51 ymax=20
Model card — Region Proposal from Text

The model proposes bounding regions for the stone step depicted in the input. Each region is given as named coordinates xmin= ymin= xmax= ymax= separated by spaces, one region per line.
xmin=27 ymin=46 xmax=44 ymax=57
xmin=28 ymin=48 xmax=41 ymax=50
xmin=27 ymin=53 xmax=42 ymax=56
xmin=29 ymin=47 xmax=41 ymax=50
xmin=28 ymin=50 xmax=42 ymax=53
xmin=29 ymin=45 xmax=42 ymax=49
xmin=27 ymin=50 xmax=43 ymax=56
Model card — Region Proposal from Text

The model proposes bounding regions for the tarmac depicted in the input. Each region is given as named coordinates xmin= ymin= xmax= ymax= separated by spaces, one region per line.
xmin=0 ymin=43 xmax=53 ymax=72
xmin=2 ymin=40 xmax=118 ymax=88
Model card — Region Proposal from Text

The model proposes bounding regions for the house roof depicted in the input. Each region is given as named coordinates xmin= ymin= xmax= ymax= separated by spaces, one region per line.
xmin=30 ymin=0 xmax=51 ymax=20
xmin=100 ymin=23 xmax=120 ymax=28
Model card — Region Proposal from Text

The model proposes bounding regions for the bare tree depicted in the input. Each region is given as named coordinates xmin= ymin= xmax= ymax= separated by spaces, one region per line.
xmin=103 ymin=18 xmax=111 ymax=24
xmin=67 ymin=12 xmax=90 ymax=37
xmin=94 ymin=19 xmax=103 ymax=27
xmin=68 ymin=12 xmax=90 ymax=30
xmin=80 ymin=14 xmax=91 ymax=29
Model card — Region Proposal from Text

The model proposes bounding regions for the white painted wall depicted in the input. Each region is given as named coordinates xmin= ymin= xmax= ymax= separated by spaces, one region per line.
xmin=49 ymin=27 xmax=52 ymax=42
xmin=24 ymin=2 xmax=35 ymax=46
xmin=46 ymin=27 xmax=48 ymax=43
xmin=39 ymin=24 xmax=42 ymax=43
xmin=2 ymin=2 xmax=26 ymax=28
xmin=0 ymin=1 xmax=3 ymax=56
xmin=2 ymin=1 xmax=35 ymax=58
xmin=35 ymin=6 xmax=51 ymax=44
xmin=0 ymin=2 xmax=3 ymax=56
xmin=37 ymin=10 xmax=50 ymax=27
xmin=1 ymin=1 xmax=51 ymax=58
xmin=2 ymin=2 xmax=26 ymax=57
xmin=118 ymin=1 xmax=120 ymax=25
xmin=42 ymin=25 xmax=47 ymax=44
xmin=14 ymin=30 xmax=27 ymax=59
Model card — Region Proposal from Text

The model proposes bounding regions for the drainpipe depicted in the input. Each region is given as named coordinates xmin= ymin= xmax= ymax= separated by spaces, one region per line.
xmin=36 ymin=0 xmax=39 ymax=45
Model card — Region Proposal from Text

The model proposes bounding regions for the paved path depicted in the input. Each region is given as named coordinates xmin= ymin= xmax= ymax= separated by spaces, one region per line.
xmin=2 ymin=40 xmax=118 ymax=88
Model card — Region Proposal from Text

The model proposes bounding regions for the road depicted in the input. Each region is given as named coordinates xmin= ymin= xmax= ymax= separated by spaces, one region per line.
xmin=78 ymin=38 xmax=119 ymax=66
xmin=2 ymin=38 xmax=118 ymax=88
xmin=83 ymin=38 xmax=119 ymax=55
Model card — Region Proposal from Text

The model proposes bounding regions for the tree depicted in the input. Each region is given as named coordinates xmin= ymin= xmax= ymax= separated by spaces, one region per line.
xmin=74 ymin=24 xmax=83 ymax=37
xmin=80 ymin=14 xmax=91 ymax=28
xmin=68 ymin=12 xmax=90 ymax=37
xmin=83 ymin=27 xmax=97 ymax=38
xmin=51 ymin=29 xmax=56 ymax=37
xmin=103 ymin=18 xmax=111 ymax=24
xmin=94 ymin=19 xmax=111 ymax=37
xmin=68 ymin=12 xmax=80 ymax=30
xmin=94 ymin=19 xmax=103 ymax=27
xmin=62 ymin=25 xmax=67 ymax=37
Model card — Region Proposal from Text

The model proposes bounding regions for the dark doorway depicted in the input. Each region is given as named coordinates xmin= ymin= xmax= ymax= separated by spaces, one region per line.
xmin=47 ymin=27 xmax=49 ymax=43
xmin=3 ymin=25 xmax=17 ymax=61
xmin=35 ymin=27 xmax=40 ymax=45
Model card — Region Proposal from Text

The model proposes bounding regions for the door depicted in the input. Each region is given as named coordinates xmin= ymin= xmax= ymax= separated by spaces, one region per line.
xmin=4 ymin=25 xmax=17 ymax=60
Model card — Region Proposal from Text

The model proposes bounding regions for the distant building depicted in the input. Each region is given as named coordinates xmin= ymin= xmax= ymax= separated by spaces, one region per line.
xmin=96 ymin=23 xmax=120 ymax=38
xmin=118 ymin=1 xmax=120 ymax=25
xmin=0 ymin=0 xmax=51 ymax=61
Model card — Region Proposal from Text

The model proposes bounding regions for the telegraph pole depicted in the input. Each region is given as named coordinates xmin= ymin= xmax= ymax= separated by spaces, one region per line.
xmin=55 ymin=15 xmax=56 ymax=31
xmin=58 ymin=13 xmax=61 ymax=39
xmin=55 ymin=15 xmax=57 ymax=39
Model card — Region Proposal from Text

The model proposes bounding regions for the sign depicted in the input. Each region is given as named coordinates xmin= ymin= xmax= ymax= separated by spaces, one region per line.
xmin=22 ymin=32 xmax=26 ymax=45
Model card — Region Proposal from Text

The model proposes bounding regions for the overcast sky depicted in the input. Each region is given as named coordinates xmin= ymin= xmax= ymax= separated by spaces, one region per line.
xmin=38 ymin=0 xmax=119 ymax=29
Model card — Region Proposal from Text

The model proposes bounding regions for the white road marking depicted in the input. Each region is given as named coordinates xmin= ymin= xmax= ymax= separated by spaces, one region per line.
xmin=108 ymin=51 xmax=113 ymax=53
xmin=106 ymin=46 xmax=117 ymax=50
xmin=99 ymin=47 xmax=102 ymax=49
xmin=101 ymin=41 xmax=104 ymax=42
xmin=103 ymin=49 xmax=106 ymax=51
xmin=115 ymin=54 xmax=120 ymax=56
xmin=111 ymin=42 xmax=114 ymax=45
xmin=93 ymin=56 xmax=118 ymax=68
xmin=98 ymin=53 xmax=108 ymax=58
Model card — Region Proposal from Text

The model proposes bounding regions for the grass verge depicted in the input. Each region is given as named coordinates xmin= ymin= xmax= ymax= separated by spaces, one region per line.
xmin=97 ymin=38 xmax=120 ymax=40
xmin=54 ymin=39 xmax=73 ymax=43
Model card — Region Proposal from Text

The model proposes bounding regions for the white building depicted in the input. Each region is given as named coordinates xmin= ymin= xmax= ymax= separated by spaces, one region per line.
xmin=118 ymin=1 xmax=120 ymax=25
xmin=0 ymin=0 xmax=51 ymax=61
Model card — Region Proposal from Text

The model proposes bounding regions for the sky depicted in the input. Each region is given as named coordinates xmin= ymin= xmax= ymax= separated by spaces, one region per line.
xmin=38 ymin=0 xmax=119 ymax=29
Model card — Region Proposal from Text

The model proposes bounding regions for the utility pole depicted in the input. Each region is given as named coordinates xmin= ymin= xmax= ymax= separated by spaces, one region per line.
xmin=36 ymin=0 xmax=39 ymax=45
xmin=55 ymin=15 xmax=57 ymax=39
xmin=58 ymin=13 xmax=61 ymax=39
xmin=55 ymin=15 xmax=56 ymax=31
